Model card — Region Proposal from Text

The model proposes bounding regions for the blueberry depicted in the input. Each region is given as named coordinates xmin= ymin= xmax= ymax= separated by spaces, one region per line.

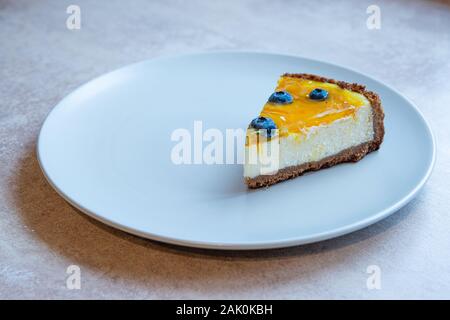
xmin=309 ymin=88 xmax=328 ymax=101
xmin=249 ymin=117 xmax=277 ymax=137
xmin=268 ymin=91 xmax=293 ymax=104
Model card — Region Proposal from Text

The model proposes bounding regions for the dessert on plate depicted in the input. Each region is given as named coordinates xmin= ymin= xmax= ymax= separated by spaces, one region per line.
xmin=244 ymin=73 xmax=384 ymax=188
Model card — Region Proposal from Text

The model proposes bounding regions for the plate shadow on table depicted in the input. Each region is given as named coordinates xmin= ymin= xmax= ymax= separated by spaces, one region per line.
xmin=11 ymin=142 xmax=424 ymax=287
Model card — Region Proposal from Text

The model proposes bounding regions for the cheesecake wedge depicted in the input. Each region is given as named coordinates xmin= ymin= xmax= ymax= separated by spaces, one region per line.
xmin=244 ymin=73 xmax=384 ymax=188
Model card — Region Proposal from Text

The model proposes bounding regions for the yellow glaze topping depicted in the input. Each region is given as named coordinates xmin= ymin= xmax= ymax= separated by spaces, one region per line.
xmin=259 ymin=76 xmax=369 ymax=137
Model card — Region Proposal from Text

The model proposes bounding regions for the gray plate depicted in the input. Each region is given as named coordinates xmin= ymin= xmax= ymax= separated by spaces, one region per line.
xmin=37 ymin=52 xmax=436 ymax=250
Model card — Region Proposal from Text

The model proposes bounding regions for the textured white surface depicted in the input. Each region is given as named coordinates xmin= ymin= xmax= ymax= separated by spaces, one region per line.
xmin=0 ymin=0 xmax=449 ymax=299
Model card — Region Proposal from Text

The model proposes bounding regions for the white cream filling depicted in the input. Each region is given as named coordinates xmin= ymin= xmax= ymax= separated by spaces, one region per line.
xmin=244 ymin=105 xmax=374 ymax=178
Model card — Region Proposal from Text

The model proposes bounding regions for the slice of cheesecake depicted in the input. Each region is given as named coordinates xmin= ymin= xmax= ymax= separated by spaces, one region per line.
xmin=244 ymin=73 xmax=384 ymax=188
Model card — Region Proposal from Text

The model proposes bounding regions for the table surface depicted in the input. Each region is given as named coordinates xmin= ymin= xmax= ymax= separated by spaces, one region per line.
xmin=1 ymin=0 xmax=450 ymax=299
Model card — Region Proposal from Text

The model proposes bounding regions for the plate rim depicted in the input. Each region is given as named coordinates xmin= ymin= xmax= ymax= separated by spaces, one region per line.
xmin=37 ymin=51 xmax=437 ymax=250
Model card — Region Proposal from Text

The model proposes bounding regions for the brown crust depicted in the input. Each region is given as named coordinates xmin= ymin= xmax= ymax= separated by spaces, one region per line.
xmin=245 ymin=73 xmax=385 ymax=189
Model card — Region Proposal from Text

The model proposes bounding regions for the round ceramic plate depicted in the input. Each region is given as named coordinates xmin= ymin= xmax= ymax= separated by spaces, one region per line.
xmin=38 ymin=52 xmax=435 ymax=250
